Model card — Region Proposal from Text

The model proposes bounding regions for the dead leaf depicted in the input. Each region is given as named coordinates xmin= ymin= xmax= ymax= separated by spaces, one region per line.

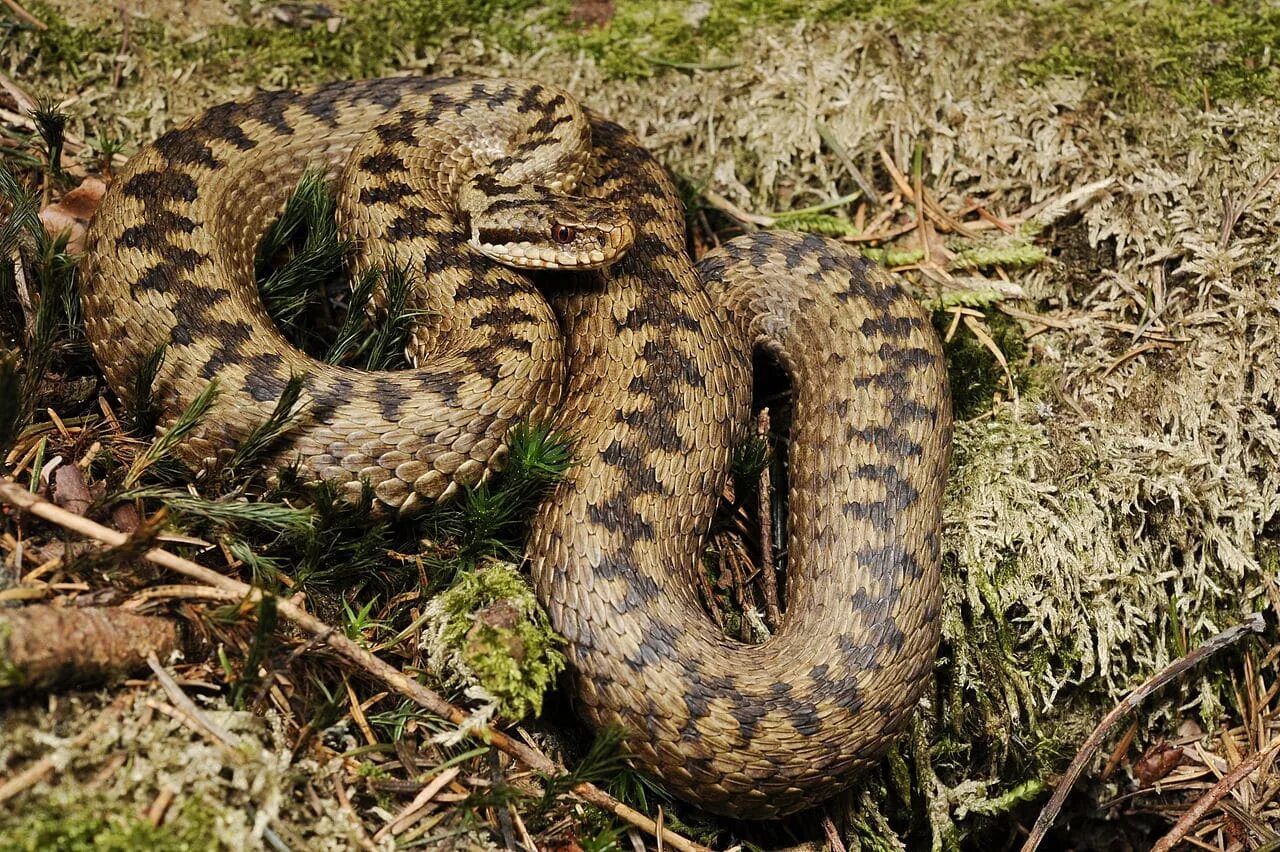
xmin=112 ymin=501 xmax=141 ymax=535
xmin=52 ymin=463 xmax=93 ymax=516
xmin=1135 ymin=740 xmax=1185 ymax=787
xmin=568 ymin=0 xmax=614 ymax=29
xmin=38 ymin=176 xmax=106 ymax=254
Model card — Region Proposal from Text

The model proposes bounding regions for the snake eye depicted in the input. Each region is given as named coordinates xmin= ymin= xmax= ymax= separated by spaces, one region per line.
xmin=551 ymin=224 xmax=576 ymax=244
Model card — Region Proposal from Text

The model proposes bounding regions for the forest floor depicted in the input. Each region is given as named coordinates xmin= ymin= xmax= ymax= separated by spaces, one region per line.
xmin=3 ymin=1 xmax=1280 ymax=850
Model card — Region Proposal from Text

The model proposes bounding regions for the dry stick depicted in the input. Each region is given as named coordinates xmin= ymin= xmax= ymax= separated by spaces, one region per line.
xmin=333 ymin=775 xmax=380 ymax=852
xmin=1018 ymin=612 xmax=1266 ymax=852
xmin=1150 ymin=736 xmax=1280 ymax=852
xmin=0 ymin=478 xmax=709 ymax=852
xmin=815 ymin=123 xmax=879 ymax=209
xmin=147 ymin=653 xmax=242 ymax=751
xmin=755 ymin=408 xmax=781 ymax=628
xmin=0 ymin=0 xmax=46 ymax=29
xmin=700 ymin=188 xmax=775 ymax=227
xmin=820 ymin=815 xmax=848 ymax=852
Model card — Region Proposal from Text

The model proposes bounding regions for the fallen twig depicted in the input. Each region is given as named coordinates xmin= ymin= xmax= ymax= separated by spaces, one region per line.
xmin=755 ymin=408 xmax=781 ymax=628
xmin=1101 ymin=340 xmax=1179 ymax=378
xmin=821 ymin=814 xmax=848 ymax=852
xmin=877 ymin=145 xmax=975 ymax=238
xmin=1150 ymin=736 xmax=1280 ymax=852
xmin=701 ymin=188 xmax=775 ymax=227
xmin=375 ymin=766 xmax=461 ymax=840
xmin=1018 ymin=612 xmax=1266 ymax=852
xmin=147 ymin=653 xmax=242 ymax=751
xmin=0 ymin=0 xmax=45 ymax=30
xmin=0 ymin=478 xmax=710 ymax=852
xmin=815 ymin=123 xmax=878 ymax=208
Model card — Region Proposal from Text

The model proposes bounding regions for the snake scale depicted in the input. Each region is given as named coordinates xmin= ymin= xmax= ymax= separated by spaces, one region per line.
xmin=81 ymin=77 xmax=952 ymax=819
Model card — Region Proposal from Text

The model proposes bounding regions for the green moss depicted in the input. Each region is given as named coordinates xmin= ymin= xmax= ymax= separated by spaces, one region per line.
xmin=948 ymin=240 xmax=1047 ymax=272
xmin=0 ymin=796 xmax=222 ymax=852
xmin=932 ymin=309 xmax=1028 ymax=420
xmin=162 ymin=0 xmax=556 ymax=87
xmin=20 ymin=0 xmax=1276 ymax=105
xmin=12 ymin=1 xmax=122 ymax=81
xmin=423 ymin=562 xmax=565 ymax=719
xmin=1014 ymin=0 xmax=1280 ymax=104
xmin=570 ymin=0 xmax=962 ymax=77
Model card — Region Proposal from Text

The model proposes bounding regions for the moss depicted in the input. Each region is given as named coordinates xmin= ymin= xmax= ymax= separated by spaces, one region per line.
xmin=12 ymin=0 xmax=121 ymax=80
xmin=175 ymin=0 xmax=550 ymax=85
xmin=932 ymin=309 xmax=1029 ymax=420
xmin=1014 ymin=0 xmax=1280 ymax=104
xmin=948 ymin=240 xmax=1047 ymax=272
xmin=18 ymin=0 xmax=1276 ymax=107
xmin=0 ymin=795 xmax=222 ymax=852
xmin=14 ymin=0 xmax=554 ymax=93
xmin=422 ymin=562 xmax=566 ymax=720
xmin=570 ymin=0 xmax=962 ymax=77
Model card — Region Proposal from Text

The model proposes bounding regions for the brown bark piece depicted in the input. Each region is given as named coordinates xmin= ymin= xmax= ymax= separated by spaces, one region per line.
xmin=0 ymin=605 xmax=181 ymax=693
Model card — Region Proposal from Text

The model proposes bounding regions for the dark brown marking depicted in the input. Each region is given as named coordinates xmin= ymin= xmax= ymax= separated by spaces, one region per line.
xmin=359 ymin=152 xmax=406 ymax=176
xmin=359 ymin=181 xmax=414 ymax=205
xmin=476 ymin=227 xmax=530 ymax=246
xmin=123 ymin=170 xmax=198 ymax=203
xmin=373 ymin=377 xmax=411 ymax=421
xmin=118 ymin=211 xmax=198 ymax=251
xmin=243 ymin=353 xmax=288 ymax=402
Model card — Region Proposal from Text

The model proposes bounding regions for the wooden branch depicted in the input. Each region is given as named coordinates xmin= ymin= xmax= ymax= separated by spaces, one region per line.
xmin=755 ymin=408 xmax=781 ymax=628
xmin=0 ymin=0 xmax=46 ymax=30
xmin=0 ymin=478 xmax=710 ymax=852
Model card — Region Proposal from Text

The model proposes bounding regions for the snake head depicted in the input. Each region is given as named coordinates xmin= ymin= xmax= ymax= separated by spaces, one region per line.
xmin=467 ymin=193 xmax=636 ymax=271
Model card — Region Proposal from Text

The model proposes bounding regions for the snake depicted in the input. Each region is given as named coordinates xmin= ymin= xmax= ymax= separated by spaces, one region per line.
xmin=81 ymin=77 xmax=952 ymax=819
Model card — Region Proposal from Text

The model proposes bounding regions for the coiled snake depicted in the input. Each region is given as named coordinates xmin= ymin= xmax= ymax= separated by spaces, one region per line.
xmin=81 ymin=77 xmax=952 ymax=819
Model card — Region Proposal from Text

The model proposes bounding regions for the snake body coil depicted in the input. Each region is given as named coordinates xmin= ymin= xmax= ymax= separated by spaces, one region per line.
xmin=82 ymin=77 xmax=952 ymax=819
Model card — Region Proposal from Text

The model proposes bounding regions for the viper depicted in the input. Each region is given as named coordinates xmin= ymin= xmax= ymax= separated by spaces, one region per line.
xmin=81 ymin=77 xmax=952 ymax=819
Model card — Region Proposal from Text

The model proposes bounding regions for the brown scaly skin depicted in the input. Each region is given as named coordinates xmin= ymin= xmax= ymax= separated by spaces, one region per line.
xmin=81 ymin=77 xmax=952 ymax=819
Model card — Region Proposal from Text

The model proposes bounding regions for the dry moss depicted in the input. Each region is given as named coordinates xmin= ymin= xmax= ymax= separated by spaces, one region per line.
xmin=0 ymin=691 xmax=375 ymax=850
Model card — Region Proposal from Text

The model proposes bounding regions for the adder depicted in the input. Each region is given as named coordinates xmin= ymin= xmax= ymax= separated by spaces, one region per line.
xmin=81 ymin=76 xmax=952 ymax=819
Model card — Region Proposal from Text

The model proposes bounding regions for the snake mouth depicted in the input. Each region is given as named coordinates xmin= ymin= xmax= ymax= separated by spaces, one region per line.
xmin=472 ymin=221 xmax=635 ymax=270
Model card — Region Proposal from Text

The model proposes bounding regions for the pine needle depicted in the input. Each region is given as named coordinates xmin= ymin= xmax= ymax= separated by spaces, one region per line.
xmin=359 ymin=264 xmax=420 ymax=371
xmin=119 ymin=485 xmax=316 ymax=536
xmin=30 ymin=97 xmax=67 ymax=180
xmin=130 ymin=344 xmax=167 ymax=434
xmin=0 ymin=349 xmax=20 ymax=455
xmin=220 ymin=373 xmax=307 ymax=481
xmin=422 ymin=422 xmax=574 ymax=563
xmin=123 ymin=380 xmax=218 ymax=488
xmin=323 ymin=268 xmax=381 ymax=366
xmin=255 ymin=169 xmax=350 ymax=332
